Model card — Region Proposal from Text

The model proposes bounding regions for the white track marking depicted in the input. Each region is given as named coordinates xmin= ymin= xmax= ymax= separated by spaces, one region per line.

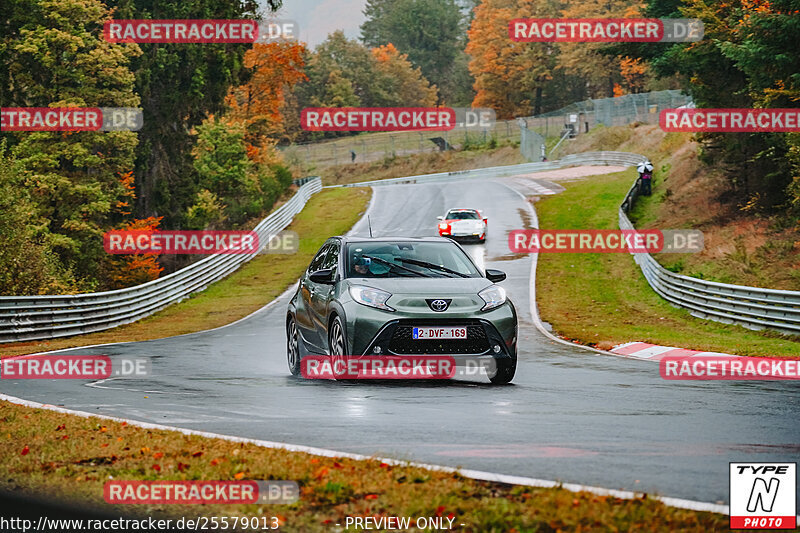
xmin=0 ymin=392 xmax=730 ymax=515
xmin=494 ymin=180 xmax=617 ymax=358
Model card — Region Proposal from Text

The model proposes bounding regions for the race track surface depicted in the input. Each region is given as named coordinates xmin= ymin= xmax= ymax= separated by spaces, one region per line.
xmin=3 ymin=174 xmax=799 ymax=507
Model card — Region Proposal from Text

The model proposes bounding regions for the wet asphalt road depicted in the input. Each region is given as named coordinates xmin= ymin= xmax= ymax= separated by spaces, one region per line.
xmin=2 ymin=177 xmax=799 ymax=507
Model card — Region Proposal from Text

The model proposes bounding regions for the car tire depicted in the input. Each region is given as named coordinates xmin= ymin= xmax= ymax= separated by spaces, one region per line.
xmin=489 ymin=351 xmax=516 ymax=385
xmin=287 ymin=316 xmax=301 ymax=376
xmin=328 ymin=315 xmax=348 ymax=379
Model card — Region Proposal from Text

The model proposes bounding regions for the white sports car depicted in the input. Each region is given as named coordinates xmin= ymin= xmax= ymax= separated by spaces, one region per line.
xmin=437 ymin=208 xmax=487 ymax=243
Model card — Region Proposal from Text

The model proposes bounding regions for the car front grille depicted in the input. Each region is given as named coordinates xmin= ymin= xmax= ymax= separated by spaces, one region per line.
xmin=388 ymin=324 xmax=490 ymax=355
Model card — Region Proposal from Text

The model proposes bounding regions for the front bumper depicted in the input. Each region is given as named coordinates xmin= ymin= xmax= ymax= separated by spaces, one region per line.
xmin=439 ymin=229 xmax=485 ymax=238
xmin=343 ymin=300 xmax=517 ymax=357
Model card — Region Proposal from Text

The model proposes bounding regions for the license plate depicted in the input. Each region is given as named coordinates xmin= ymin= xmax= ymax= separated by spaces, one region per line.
xmin=412 ymin=327 xmax=468 ymax=340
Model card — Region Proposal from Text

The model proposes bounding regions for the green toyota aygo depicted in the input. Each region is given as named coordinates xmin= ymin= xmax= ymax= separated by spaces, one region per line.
xmin=286 ymin=236 xmax=518 ymax=384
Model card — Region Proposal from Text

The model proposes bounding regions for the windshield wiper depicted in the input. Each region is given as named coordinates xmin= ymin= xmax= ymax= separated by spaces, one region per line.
xmin=361 ymin=255 xmax=430 ymax=277
xmin=395 ymin=258 xmax=470 ymax=278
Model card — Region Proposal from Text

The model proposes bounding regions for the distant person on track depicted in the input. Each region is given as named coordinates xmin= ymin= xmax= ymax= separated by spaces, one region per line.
xmin=637 ymin=160 xmax=654 ymax=196
xmin=350 ymin=150 xmax=356 ymax=162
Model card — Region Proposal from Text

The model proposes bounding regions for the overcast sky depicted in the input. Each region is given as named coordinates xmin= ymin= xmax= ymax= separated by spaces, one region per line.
xmin=269 ymin=0 xmax=368 ymax=48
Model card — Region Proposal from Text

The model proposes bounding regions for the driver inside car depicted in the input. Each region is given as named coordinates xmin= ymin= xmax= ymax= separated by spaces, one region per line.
xmin=353 ymin=255 xmax=371 ymax=276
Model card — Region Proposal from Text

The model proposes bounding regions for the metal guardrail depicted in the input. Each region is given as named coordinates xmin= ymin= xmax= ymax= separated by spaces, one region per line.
xmin=0 ymin=178 xmax=323 ymax=344
xmin=619 ymin=176 xmax=800 ymax=336
xmin=293 ymin=176 xmax=320 ymax=187
xmin=329 ymin=150 xmax=644 ymax=189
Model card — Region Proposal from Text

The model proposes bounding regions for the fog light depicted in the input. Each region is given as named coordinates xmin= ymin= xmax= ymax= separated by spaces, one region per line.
xmin=373 ymin=346 xmax=382 ymax=354
xmin=492 ymin=344 xmax=501 ymax=354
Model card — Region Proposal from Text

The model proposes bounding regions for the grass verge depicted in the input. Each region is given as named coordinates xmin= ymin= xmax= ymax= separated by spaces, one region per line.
xmin=557 ymin=123 xmax=800 ymax=291
xmin=319 ymin=146 xmax=526 ymax=186
xmin=0 ymin=187 xmax=371 ymax=358
xmin=0 ymin=401 xmax=727 ymax=532
xmin=535 ymin=168 xmax=800 ymax=357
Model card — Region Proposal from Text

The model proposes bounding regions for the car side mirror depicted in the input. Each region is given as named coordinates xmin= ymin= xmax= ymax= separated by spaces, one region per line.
xmin=309 ymin=268 xmax=335 ymax=284
xmin=485 ymin=269 xmax=506 ymax=283
xmin=436 ymin=216 xmax=444 ymax=221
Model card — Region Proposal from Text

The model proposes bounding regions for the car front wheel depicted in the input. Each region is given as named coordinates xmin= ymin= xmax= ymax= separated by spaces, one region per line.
xmin=287 ymin=317 xmax=301 ymax=376
xmin=328 ymin=315 xmax=348 ymax=379
xmin=489 ymin=352 xmax=516 ymax=384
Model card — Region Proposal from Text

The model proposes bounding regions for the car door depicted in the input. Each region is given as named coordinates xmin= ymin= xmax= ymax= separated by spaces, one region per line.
xmin=297 ymin=242 xmax=330 ymax=350
xmin=310 ymin=239 xmax=340 ymax=350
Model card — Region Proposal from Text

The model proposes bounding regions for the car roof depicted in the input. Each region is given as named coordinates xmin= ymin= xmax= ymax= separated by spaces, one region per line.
xmin=446 ymin=208 xmax=480 ymax=212
xmin=337 ymin=236 xmax=455 ymax=244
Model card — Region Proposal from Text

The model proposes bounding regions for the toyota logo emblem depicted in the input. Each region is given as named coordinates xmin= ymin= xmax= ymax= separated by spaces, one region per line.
xmin=427 ymin=298 xmax=451 ymax=312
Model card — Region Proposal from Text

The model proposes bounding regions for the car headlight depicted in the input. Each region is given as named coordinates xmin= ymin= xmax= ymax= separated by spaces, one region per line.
xmin=438 ymin=222 xmax=449 ymax=230
xmin=478 ymin=285 xmax=506 ymax=311
xmin=349 ymin=285 xmax=395 ymax=311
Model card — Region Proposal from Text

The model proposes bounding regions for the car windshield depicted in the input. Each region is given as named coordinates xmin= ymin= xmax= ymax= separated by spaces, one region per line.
xmin=446 ymin=210 xmax=480 ymax=220
xmin=346 ymin=241 xmax=481 ymax=278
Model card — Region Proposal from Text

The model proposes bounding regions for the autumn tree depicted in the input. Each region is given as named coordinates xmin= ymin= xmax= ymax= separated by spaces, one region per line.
xmin=289 ymin=31 xmax=439 ymax=140
xmin=100 ymin=211 xmax=164 ymax=290
xmin=102 ymin=0 xmax=269 ymax=227
xmin=226 ymin=40 xmax=308 ymax=146
xmin=1 ymin=0 xmax=141 ymax=287
xmin=625 ymin=0 xmax=800 ymax=213
xmin=559 ymin=0 xmax=653 ymax=97
xmin=191 ymin=117 xmax=291 ymax=227
xmin=467 ymin=0 xmax=562 ymax=117
xmin=371 ymin=44 xmax=438 ymax=107
xmin=0 ymin=142 xmax=74 ymax=295
xmin=361 ymin=0 xmax=473 ymax=104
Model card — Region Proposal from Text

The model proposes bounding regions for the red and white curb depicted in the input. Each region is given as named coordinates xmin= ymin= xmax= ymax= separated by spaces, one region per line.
xmin=611 ymin=342 xmax=740 ymax=361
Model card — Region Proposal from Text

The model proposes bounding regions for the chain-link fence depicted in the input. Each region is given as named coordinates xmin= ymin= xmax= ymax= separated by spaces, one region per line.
xmin=517 ymin=90 xmax=692 ymax=161
xmin=279 ymin=122 xmax=522 ymax=169
xmin=279 ymin=90 xmax=692 ymax=168
xmin=519 ymin=120 xmax=547 ymax=162
xmin=521 ymin=90 xmax=692 ymax=138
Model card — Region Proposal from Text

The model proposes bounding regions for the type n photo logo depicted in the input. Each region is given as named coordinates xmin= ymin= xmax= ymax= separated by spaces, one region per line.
xmin=730 ymin=463 xmax=796 ymax=529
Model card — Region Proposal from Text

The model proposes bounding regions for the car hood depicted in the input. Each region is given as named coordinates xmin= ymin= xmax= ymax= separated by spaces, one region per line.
xmin=344 ymin=277 xmax=496 ymax=315
xmin=446 ymin=219 xmax=484 ymax=226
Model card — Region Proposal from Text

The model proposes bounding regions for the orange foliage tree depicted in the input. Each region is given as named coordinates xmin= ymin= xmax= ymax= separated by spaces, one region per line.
xmin=371 ymin=43 xmax=438 ymax=106
xmin=559 ymin=0 xmax=648 ymax=97
xmin=101 ymin=172 xmax=164 ymax=289
xmin=226 ymin=40 xmax=307 ymax=155
xmin=466 ymin=0 xmax=561 ymax=118
xmin=466 ymin=0 xmax=656 ymax=115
